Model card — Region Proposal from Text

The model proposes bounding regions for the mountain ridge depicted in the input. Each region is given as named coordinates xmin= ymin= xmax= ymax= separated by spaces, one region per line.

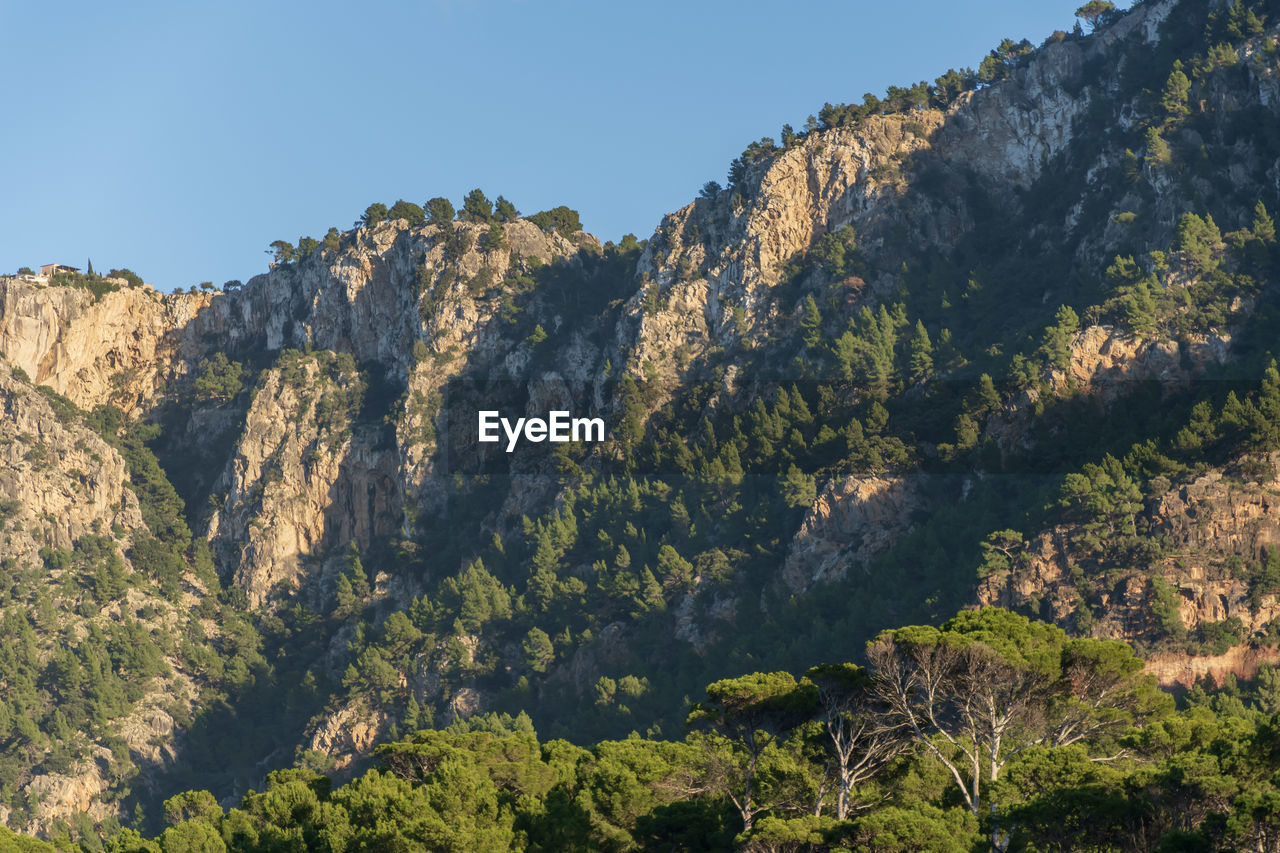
xmin=6 ymin=0 xmax=1280 ymax=843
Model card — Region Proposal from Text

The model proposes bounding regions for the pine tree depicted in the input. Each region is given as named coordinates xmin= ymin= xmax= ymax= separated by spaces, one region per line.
xmin=404 ymin=695 xmax=422 ymax=731
xmin=1123 ymin=148 xmax=1141 ymax=183
xmin=975 ymin=374 xmax=1000 ymax=411
xmin=484 ymin=223 xmax=507 ymax=251
xmin=908 ymin=320 xmax=933 ymax=383
xmin=531 ymin=528 xmax=558 ymax=574
xmin=637 ymin=568 xmax=665 ymax=612
xmin=1161 ymin=61 xmax=1190 ymax=118
xmin=1039 ymin=305 xmax=1080 ymax=370
xmin=1252 ymin=201 xmax=1276 ymax=243
xmin=426 ymin=197 xmax=456 ymax=227
xmin=494 ymin=196 xmax=519 ymax=222
xmin=782 ymin=464 xmax=817 ymax=508
xmin=801 ymin=295 xmax=823 ymax=348
xmin=1144 ymin=127 xmax=1172 ymax=166
xmin=1175 ymin=212 xmax=1222 ymax=273
xmin=461 ymin=188 xmax=494 ymax=223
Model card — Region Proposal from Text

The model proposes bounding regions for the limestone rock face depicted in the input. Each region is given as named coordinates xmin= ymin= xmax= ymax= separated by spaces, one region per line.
xmin=1053 ymin=325 xmax=1232 ymax=397
xmin=782 ymin=475 xmax=923 ymax=594
xmin=23 ymin=766 xmax=110 ymax=829
xmin=0 ymin=367 xmax=143 ymax=554
xmin=308 ymin=698 xmax=390 ymax=772
xmin=611 ymin=0 xmax=1188 ymax=397
xmin=0 ymin=366 xmax=211 ymax=834
xmin=1152 ymin=465 xmax=1280 ymax=557
xmin=976 ymin=452 xmax=1280 ymax=685
xmin=623 ymin=112 xmax=948 ymax=386
xmin=1144 ymin=645 xmax=1280 ymax=690
xmin=939 ymin=0 xmax=1173 ymax=189
xmin=986 ymin=325 xmax=1234 ymax=455
xmin=199 ymin=219 xmax=607 ymax=602
xmin=4 ymin=0 xmax=1280 ymax=831
xmin=0 ymin=279 xmax=211 ymax=415
xmin=206 ymin=354 xmax=401 ymax=607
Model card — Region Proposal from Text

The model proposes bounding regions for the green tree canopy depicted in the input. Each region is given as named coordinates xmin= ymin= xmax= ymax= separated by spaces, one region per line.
xmin=191 ymin=352 xmax=245 ymax=403
xmin=868 ymin=607 xmax=1169 ymax=842
xmin=1075 ymin=1 xmax=1116 ymax=30
xmin=493 ymin=196 xmax=518 ymax=222
xmin=528 ymin=206 xmax=582 ymax=234
xmin=359 ymin=202 xmax=389 ymax=228
xmin=688 ymin=671 xmax=819 ymax=832
xmin=425 ymin=197 xmax=456 ymax=228
xmin=460 ymin=189 xmax=494 ymax=223
xmin=388 ymin=199 xmax=426 ymax=227
xmin=267 ymin=240 xmax=296 ymax=265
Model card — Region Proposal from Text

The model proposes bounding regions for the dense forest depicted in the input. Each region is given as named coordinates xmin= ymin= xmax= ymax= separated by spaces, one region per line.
xmin=8 ymin=608 xmax=1280 ymax=851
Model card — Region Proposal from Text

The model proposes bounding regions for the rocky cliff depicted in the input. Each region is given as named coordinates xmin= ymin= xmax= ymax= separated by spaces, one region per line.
xmin=7 ymin=0 xmax=1280 ymax=836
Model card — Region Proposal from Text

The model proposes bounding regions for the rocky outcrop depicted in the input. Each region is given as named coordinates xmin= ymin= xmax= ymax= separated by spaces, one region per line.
xmin=1052 ymin=325 xmax=1233 ymax=398
xmin=21 ymin=682 xmax=191 ymax=834
xmin=933 ymin=0 xmax=1174 ymax=189
xmin=6 ymin=0 xmax=1280 ymax=835
xmin=0 ymin=278 xmax=211 ymax=416
xmin=201 ymin=219 xmax=610 ymax=604
xmin=0 ymin=366 xmax=218 ymax=834
xmin=617 ymin=3 xmax=1187 ymax=389
xmin=782 ymin=475 xmax=924 ymax=594
xmin=206 ymin=353 xmax=401 ymax=607
xmin=976 ymin=452 xmax=1280 ymax=671
xmin=23 ymin=764 xmax=112 ymax=829
xmin=1152 ymin=464 xmax=1280 ymax=557
xmin=308 ymin=699 xmax=390 ymax=772
xmin=986 ymin=325 xmax=1234 ymax=454
xmin=624 ymin=112 xmax=948 ymax=386
xmin=1144 ymin=644 xmax=1280 ymax=690
xmin=0 ymin=366 xmax=143 ymax=555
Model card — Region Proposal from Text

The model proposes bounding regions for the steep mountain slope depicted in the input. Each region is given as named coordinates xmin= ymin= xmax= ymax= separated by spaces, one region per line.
xmin=6 ymin=0 xmax=1280 ymax=837
xmin=0 ymin=368 xmax=221 ymax=834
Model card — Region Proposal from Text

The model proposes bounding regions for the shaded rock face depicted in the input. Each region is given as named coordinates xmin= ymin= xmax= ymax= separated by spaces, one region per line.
xmin=200 ymin=219 xmax=612 ymax=599
xmin=931 ymin=0 xmax=1172 ymax=189
xmin=0 ymin=220 xmax=604 ymax=611
xmin=612 ymin=3 xmax=1186 ymax=391
xmin=985 ymin=325 xmax=1236 ymax=455
xmin=21 ymin=689 xmax=190 ymax=833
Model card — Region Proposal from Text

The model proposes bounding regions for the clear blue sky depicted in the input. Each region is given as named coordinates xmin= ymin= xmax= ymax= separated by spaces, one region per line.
xmin=0 ymin=1 xmax=1125 ymax=291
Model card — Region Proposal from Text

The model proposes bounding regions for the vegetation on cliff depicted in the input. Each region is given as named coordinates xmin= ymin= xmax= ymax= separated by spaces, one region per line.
xmin=11 ymin=0 xmax=1280 ymax=849
xmin=17 ymin=609 xmax=1280 ymax=852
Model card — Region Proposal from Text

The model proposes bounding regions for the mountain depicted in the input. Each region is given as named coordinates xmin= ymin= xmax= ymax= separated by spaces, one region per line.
xmin=5 ymin=0 xmax=1280 ymax=847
